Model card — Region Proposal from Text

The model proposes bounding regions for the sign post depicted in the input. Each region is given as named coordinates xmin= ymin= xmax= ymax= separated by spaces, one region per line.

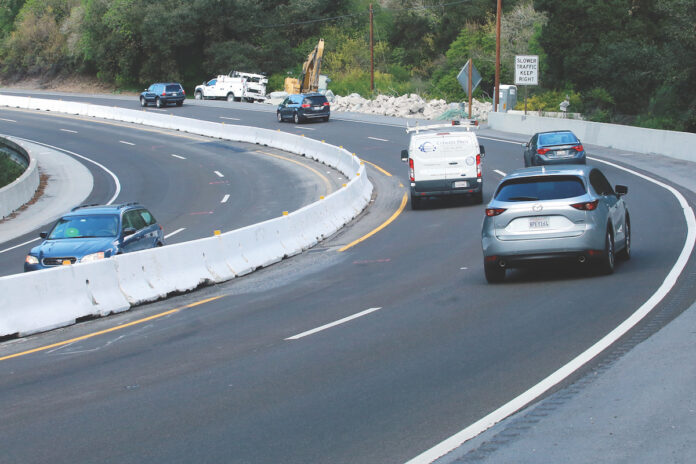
xmin=514 ymin=55 xmax=539 ymax=115
xmin=457 ymin=60 xmax=482 ymax=119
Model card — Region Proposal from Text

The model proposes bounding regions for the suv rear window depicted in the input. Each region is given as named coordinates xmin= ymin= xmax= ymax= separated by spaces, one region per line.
xmin=303 ymin=96 xmax=327 ymax=105
xmin=495 ymin=176 xmax=586 ymax=201
xmin=166 ymin=84 xmax=182 ymax=92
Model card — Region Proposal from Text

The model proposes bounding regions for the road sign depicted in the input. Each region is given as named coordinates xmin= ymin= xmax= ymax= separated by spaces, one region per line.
xmin=515 ymin=55 xmax=539 ymax=86
xmin=457 ymin=61 xmax=482 ymax=96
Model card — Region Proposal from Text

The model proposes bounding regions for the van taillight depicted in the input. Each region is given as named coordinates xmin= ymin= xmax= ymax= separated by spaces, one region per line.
xmin=571 ymin=200 xmax=599 ymax=211
xmin=485 ymin=208 xmax=506 ymax=217
xmin=476 ymin=154 xmax=481 ymax=178
xmin=409 ymin=158 xmax=414 ymax=181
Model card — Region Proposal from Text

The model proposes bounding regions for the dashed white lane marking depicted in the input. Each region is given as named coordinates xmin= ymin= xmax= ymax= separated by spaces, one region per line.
xmin=494 ymin=169 xmax=507 ymax=177
xmin=285 ymin=307 xmax=382 ymax=340
xmin=0 ymin=118 xmax=17 ymax=123
xmin=406 ymin=157 xmax=696 ymax=464
xmin=0 ymin=238 xmax=40 ymax=254
xmin=221 ymin=194 xmax=230 ymax=203
xmin=171 ymin=154 xmax=186 ymax=160
xmin=220 ymin=117 xmax=240 ymax=121
xmin=214 ymin=171 xmax=224 ymax=178
xmin=368 ymin=136 xmax=389 ymax=142
xmin=119 ymin=140 xmax=135 ymax=146
xmin=295 ymin=126 xmax=315 ymax=130
xmin=60 ymin=129 xmax=78 ymax=133
xmin=164 ymin=228 xmax=186 ymax=239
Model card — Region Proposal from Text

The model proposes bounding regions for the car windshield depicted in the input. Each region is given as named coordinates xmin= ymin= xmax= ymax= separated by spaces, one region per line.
xmin=49 ymin=215 xmax=119 ymax=239
xmin=538 ymin=132 xmax=578 ymax=146
xmin=495 ymin=176 xmax=587 ymax=201
xmin=165 ymin=84 xmax=181 ymax=92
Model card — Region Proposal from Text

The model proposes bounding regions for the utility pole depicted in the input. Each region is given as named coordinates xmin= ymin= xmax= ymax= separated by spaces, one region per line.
xmin=494 ymin=0 xmax=501 ymax=112
xmin=370 ymin=3 xmax=374 ymax=92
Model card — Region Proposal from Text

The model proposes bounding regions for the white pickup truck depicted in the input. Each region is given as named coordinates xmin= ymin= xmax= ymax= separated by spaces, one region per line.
xmin=194 ymin=75 xmax=247 ymax=102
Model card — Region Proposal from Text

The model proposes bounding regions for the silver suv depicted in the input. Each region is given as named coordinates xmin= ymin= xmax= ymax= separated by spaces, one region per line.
xmin=481 ymin=165 xmax=629 ymax=282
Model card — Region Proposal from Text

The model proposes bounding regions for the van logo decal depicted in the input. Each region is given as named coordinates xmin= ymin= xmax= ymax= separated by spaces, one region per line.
xmin=418 ymin=142 xmax=436 ymax=153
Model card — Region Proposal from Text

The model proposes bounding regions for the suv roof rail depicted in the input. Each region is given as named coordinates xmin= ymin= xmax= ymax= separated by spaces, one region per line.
xmin=405 ymin=119 xmax=479 ymax=134
xmin=71 ymin=203 xmax=100 ymax=211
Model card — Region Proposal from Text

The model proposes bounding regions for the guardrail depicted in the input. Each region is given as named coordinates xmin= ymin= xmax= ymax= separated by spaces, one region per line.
xmin=0 ymin=136 xmax=40 ymax=220
xmin=488 ymin=112 xmax=696 ymax=162
xmin=0 ymin=96 xmax=373 ymax=338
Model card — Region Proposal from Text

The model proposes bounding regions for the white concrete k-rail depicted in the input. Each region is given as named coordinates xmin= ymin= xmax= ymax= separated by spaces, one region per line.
xmin=0 ymin=96 xmax=372 ymax=338
xmin=0 ymin=136 xmax=39 ymax=220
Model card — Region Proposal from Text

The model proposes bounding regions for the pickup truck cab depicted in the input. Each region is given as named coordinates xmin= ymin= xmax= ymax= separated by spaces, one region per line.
xmin=400 ymin=121 xmax=485 ymax=209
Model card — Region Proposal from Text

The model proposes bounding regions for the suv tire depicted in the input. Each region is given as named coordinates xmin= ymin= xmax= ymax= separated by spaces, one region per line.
xmin=277 ymin=111 xmax=283 ymax=122
xmin=294 ymin=112 xmax=301 ymax=124
xmin=598 ymin=227 xmax=615 ymax=275
xmin=140 ymin=97 xmax=147 ymax=107
xmin=484 ymin=261 xmax=506 ymax=283
xmin=155 ymin=98 xmax=163 ymax=108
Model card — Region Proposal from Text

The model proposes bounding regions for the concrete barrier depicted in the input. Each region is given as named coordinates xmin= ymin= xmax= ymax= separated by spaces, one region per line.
xmin=0 ymin=136 xmax=40 ymax=219
xmin=488 ymin=112 xmax=696 ymax=163
xmin=0 ymin=96 xmax=372 ymax=337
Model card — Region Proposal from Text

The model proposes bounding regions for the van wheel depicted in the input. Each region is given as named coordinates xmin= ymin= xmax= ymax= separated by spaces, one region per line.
xmin=473 ymin=191 xmax=483 ymax=204
xmin=410 ymin=194 xmax=421 ymax=210
xmin=484 ymin=261 xmax=505 ymax=283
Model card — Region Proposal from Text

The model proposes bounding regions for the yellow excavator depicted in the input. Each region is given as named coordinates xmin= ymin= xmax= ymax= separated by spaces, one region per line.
xmin=284 ymin=39 xmax=324 ymax=94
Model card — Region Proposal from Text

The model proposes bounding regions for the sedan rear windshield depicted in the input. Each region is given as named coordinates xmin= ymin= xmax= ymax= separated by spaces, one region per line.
xmin=495 ymin=176 xmax=587 ymax=201
xmin=165 ymin=84 xmax=182 ymax=92
xmin=538 ymin=132 xmax=578 ymax=146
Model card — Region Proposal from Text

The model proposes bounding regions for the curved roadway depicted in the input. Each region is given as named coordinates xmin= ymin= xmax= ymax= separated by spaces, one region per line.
xmin=0 ymin=93 xmax=694 ymax=463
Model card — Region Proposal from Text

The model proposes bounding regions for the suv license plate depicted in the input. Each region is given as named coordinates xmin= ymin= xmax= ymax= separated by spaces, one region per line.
xmin=529 ymin=216 xmax=550 ymax=229
xmin=453 ymin=181 xmax=469 ymax=188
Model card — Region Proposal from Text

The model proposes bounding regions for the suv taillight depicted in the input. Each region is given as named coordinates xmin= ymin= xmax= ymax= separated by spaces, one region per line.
xmin=161 ymin=91 xmax=166 ymax=96
xmin=571 ymin=200 xmax=599 ymax=211
xmin=323 ymin=102 xmax=330 ymax=106
xmin=485 ymin=208 xmax=506 ymax=217
xmin=301 ymin=103 xmax=310 ymax=108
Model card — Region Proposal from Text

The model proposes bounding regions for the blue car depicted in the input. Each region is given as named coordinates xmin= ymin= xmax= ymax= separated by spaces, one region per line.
xmin=523 ymin=130 xmax=586 ymax=167
xmin=24 ymin=203 xmax=165 ymax=272
xmin=140 ymin=82 xmax=186 ymax=108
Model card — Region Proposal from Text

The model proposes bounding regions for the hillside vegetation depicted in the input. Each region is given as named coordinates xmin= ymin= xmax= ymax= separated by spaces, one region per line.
xmin=0 ymin=0 xmax=693 ymax=132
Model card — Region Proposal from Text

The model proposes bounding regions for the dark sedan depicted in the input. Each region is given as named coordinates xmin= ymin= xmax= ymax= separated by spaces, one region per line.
xmin=523 ymin=130 xmax=586 ymax=167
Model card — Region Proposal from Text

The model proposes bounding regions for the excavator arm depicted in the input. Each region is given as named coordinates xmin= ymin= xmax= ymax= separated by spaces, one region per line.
xmin=285 ymin=39 xmax=324 ymax=94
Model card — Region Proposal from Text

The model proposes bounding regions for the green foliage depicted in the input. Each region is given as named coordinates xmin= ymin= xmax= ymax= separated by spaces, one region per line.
xmin=0 ymin=154 xmax=25 ymax=188
xmin=517 ymin=89 xmax=581 ymax=112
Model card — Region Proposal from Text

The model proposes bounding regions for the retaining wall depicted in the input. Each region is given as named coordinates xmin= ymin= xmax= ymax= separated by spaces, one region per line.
xmin=0 ymin=136 xmax=40 ymax=219
xmin=0 ymin=96 xmax=372 ymax=337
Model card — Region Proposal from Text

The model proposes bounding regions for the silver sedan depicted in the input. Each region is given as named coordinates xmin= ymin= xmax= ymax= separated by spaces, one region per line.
xmin=481 ymin=165 xmax=630 ymax=283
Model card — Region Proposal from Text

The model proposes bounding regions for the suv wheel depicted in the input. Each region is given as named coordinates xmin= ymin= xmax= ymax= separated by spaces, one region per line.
xmin=176 ymin=100 xmax=183 ymax=107
xmin=277 ymin=111 xmax=283 ymax=122
xmin=618 ymin=215 xmax=631 ymax=260
xmin=294 ymin=112 xmax=301 ymax=124
xmin=484 ymin=261 xmax=506 ymax=283
xmin=598 ymin=228 xmax=615 ymax=275
xmin=140 ymin=97 xmax=147 ymax=107
xmin=155 ymin=98 xmax=163 ymax=108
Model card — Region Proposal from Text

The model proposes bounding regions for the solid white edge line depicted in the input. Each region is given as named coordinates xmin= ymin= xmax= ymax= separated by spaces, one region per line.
xmin=0 ymin=118 xmax=17 ymax=123
xmin=171 ymin=154 xmax=186 ymax=160
xmin=13 ymin=137 xmax=122 ymax=205
xmin=164 ymin=228 xmax=185 ymax=239
xmin=285 ymin=307 xmax=382 ymax=340
xmin=493 ymin=169 xmax=506 ymax=177
xmin=405 ymin=157 xmax=696 ymax=464
xmin=221 ymin=194 xmax=230 ymax=203
xmin=214 ymin=171 xmax=224 ymax=178
xmin=0 ymin=237 xmax=40 ymax=254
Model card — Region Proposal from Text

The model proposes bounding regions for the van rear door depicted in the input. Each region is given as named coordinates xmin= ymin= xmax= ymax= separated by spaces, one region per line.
xmin=440 ymin=133 xmax=479 ymax=181
xmin=410 ymin=134 xmax=448 ymax=182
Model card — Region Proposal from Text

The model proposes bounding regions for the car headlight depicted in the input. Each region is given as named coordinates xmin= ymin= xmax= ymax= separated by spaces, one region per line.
xmin=25 ymin=255 xmax=39 ymax=265
xmin=80 ymin=252 xmax=106 ymax=263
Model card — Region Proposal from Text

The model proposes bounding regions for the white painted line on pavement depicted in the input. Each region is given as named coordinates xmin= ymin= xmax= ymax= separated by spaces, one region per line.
xmin=0 ymin=238 xmax=40 ymax=254
xmin=406 ymin=157 xmax=696 ymax=464
xmin=494 ymin=169 xmax=506 ymax=177
xmin=171 ymin=154 xmax=186 ymax=160
xmin=119 ymin=140 xmax=135 ymax=146
xmin=221 ymin=194 xmax=230 ymax=203
xmin=479 ymin=135 xmax=526 ymax=146
xmin=214 ymin=171 xmax=224 ymax=178
xmin=220 ymin=116 xmax=240 ymax=121
xmin=60 ymin=129 xmax=78 ymax=134
xmin=285 ymin=307 xmax=382 ymax=340
xmin=368 ymin=136 xmax=389 ymax=142
xmin=0 ymin=118 xmax=17 ymax=123
xmin=164 ymin=228 xmax=185 ymax=239
xmin=295 ymin=126 xmax=315 ymax=130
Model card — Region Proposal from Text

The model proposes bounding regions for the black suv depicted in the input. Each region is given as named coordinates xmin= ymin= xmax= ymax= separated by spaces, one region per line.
xmin=277 ymin=93 xmax=330 ymax=123
xmin=24 ymin=203 xmax=165 ymax=272
xmin=140 ymin=83 xmax=186 ymax=108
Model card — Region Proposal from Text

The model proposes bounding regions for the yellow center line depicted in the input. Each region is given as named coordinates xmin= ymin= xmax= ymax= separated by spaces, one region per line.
xmin=362 ymin=159 xmax=393 ymax=177
xmin=256 ymin=150 xmax=332 ymax=195
xmin=339 ymin=192 xmax=408 ymax=252
xmin=0 ymin=295 xmax=226 ymax=362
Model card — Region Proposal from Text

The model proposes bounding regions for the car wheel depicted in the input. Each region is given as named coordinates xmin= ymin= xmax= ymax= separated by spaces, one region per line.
xmin=484 ymin=261 xmax=506 ymax=283
xmin=195 ymin=91 xmax=202 ymax=100
xmin=323 ymin=115 xmax=330 ymax=122
xmin=227 ymin=93 xmax=235 ymax=102
xmin=294 ymin=112 xmax=301 ymax=124
xmin=277 ymin=111 xmax=283 ymax=122
xmin=618 ymin=215 xmax=631 ymax=260
xmin=598 ymin=227 xmax=615 ymax=275
xmin=140 ymin=97 xmax=147 ymax=107
xmin=155 ymin=98 xmax=163 ymax=108
xmin=176 ymin=100 xmax=183 ymax=107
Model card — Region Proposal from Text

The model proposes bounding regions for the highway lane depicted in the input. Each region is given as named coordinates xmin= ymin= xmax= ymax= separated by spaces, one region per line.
xmin=0 ymin=94 xmax=693 ymax=463
xmin=0 ymin=108 xmax=341 ymax=276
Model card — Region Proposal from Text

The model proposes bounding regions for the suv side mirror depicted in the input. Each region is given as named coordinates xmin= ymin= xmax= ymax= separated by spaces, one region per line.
xmin=39 ymin=232 xmax=47 ymax=239
xmin=479 ymin=145 xmax=486 ymax=157
xmin=615 ymin=185 xmax=628 ymax=196
xmin=123 ymin=227 xmax=137 ymax=238
xmin=401 ymin=149 xmax=409 ymax=162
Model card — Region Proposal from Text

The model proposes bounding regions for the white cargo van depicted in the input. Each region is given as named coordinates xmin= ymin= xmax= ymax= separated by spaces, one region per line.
xmin=400 ymin=121 xmax=485 ymax=209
